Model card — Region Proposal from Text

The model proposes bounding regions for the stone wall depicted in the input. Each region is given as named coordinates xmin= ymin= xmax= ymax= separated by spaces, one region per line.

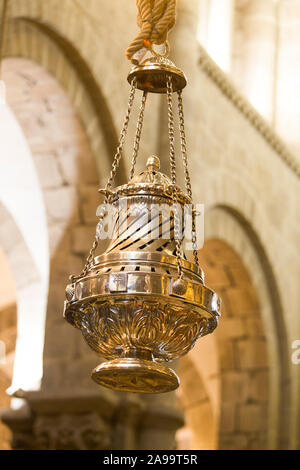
xmin=232 ymin=0 xmax=300 ymax=159
xmin=0 ymin=0 xmax=299 ymax=450
xmin=232 ymin=0 xmax=278 ymax=122
xmin=178 ymin=240 xmax=269 ymax=450
xmin=169 ymin=0 xmax=299 ymax=448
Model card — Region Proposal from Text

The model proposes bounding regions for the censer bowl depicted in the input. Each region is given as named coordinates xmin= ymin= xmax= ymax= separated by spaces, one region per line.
xmin=64 ymin=156 xmax=221 ymax=394
xmin=64 ymin=252 xmax=220 ymax=394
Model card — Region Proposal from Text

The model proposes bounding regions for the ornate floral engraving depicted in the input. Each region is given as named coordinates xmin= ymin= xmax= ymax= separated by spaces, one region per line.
xmin=73 ymin=298 xmax=216 ymax=362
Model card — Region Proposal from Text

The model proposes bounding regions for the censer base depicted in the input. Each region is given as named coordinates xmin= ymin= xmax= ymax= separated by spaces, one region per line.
xmin=91 ymin=358 xmax=179 ymax=394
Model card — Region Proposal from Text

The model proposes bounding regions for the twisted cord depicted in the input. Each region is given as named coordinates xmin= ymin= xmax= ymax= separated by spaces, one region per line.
xmin=126 ymin=0 xmax=176 ymax=63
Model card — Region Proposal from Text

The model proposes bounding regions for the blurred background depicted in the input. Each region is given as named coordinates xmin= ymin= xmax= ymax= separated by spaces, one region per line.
xmin=0 ymin=0 xmax=299 ymax=450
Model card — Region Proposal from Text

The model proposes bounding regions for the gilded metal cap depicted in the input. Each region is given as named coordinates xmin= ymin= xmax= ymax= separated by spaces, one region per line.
xmin=128 ymin=56 xmax=187 ymax=93
xmin=99 ymin=155 xmax=191 ymax=205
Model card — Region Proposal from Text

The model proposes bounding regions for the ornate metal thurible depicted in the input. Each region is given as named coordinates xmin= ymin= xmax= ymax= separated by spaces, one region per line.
xmin=64 ymin=54 xmax=221 ymax=394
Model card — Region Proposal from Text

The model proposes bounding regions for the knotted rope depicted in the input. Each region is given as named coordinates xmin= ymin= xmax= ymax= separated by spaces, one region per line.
xmin=126 ymin=0 xmax=176 ymax=64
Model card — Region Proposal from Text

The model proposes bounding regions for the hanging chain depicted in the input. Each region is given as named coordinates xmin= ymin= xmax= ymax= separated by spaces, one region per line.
xmin=70 ymin=79 xmax=137 ymax=283
xmin=166 ymin=75 xmax=183 ymax=279
xmin=177 ymin=91 xmax=192 ymax=196
xmin=106 ymin=79 xmax=137 ymax=190
xmin=177 ymin=90 xmax=199 ymax=267
xmin=130 ymin=90 xmax=148 ymax=179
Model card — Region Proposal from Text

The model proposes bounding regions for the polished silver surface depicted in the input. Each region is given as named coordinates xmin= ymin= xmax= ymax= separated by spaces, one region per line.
xmin=127 ymin=56 xmax=187 ymax=93
xmin=64 ymin=156 xmax=220 ymax=393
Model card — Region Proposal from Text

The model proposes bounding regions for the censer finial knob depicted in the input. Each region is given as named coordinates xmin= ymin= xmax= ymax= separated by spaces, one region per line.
xmin=146 ymin=155 xmax=160 ymax=172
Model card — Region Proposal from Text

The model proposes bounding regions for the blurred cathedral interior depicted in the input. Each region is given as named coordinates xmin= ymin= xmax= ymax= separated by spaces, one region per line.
xmin=0 ymin=0 xmax=299 ymax=450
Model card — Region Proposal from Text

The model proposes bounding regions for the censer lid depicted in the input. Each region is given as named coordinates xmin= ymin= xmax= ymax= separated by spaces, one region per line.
xmin=99 ymin=156 xmax=191 ymax=205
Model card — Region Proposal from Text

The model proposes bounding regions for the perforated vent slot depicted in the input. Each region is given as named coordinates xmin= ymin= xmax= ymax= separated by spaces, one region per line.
xmin=156 ymin=241 xmax=170 ymax=252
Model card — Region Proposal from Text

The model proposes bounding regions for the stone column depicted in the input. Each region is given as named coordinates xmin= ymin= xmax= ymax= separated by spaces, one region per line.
xmin=1 ymin=388 xmax=118 ymax=450
xmin=275 ymin=0 xmax=300 ymax=156
xmin=232 ymin=0 xmax=279 ymax=122
xmin=206 ymin=0 xmax=235 ymax=72
xmin=138 ymin=393 xmax=184 ymax=450
xmin=2 ymin=387 xmax=183 ymax=450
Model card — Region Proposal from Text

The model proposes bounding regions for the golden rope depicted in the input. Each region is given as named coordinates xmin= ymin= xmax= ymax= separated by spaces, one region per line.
xmin=126 ymin=0 xmax=176 ymax=64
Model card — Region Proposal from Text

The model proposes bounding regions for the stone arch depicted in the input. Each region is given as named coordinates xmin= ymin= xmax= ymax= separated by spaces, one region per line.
xmin=1 ymin=20 xmax=129 ymax=385
xmin=179 ymin=239 xmax=269 ymax=449
xmin=204 ymin=205 xmax=290 ymax=449
xmin=2 ymin=56 xmax=108 ymax=391
xmin=178 ymin=237 xmax=271 ymax=450
xmin=189 ymin=166 xmax=291 ymax=447
xmin=178 ymin=201 xmax=290 ymax=449
xmin=176 ymin=152 xmax=293 ymax=448
xmin=5 ymin=16 xmax=124 ymax=186
xmin=201 ymin=239 xmax=269 ymax=450
xmin=0 ymin=98 xmax=49 ymax=395
xmin=177 ymin=355 xmax=217 ymax=450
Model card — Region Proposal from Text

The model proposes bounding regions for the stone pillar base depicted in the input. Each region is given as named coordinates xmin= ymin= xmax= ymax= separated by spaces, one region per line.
xmin=1 ymin=389 xmax=183 ymax=450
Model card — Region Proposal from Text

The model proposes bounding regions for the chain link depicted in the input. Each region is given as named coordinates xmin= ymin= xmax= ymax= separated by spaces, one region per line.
xmin=69 ymin=78 xmax=199 ymax=283
xmin=177 ymin=90 xmax=199 ymax=267
xmin=106 ymin=79 xmax=137 ymax=190
xmin=130 ymin=90 xmax=148 ymax=179
xmin=166 ymin=75 xmax=183 ymax=279
xmin=70 ymin=80 xmax=137 ymax=282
